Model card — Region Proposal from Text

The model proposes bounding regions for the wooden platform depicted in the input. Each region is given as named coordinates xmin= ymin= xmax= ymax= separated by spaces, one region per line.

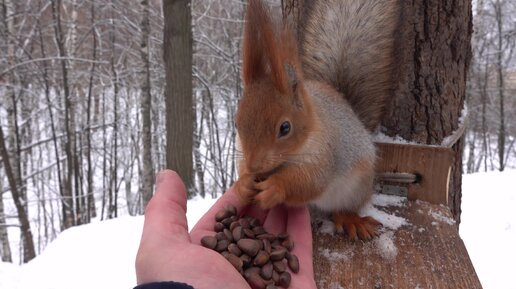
xmin=311 ymin=197 xmax=482 ymax=289
xmin=375 ymin=142 xmax=455 ymax=205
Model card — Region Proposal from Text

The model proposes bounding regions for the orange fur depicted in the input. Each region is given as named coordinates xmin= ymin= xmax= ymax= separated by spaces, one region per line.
xmin=242 ymin=0 xmax=288 ymax=93
xmin=237 ymin=0 xmax=314 ymax=177
xmin=236 ymin=0 xmax=324 ymax=208
xmin=236 ymin=0 xmax=397 ymax=241
xmin=333 ymin=212 xmax=381 ymax=241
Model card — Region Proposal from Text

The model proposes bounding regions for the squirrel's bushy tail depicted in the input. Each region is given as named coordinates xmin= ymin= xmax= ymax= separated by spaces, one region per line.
xmin=301 ymin=0 xmax=401 ymax=131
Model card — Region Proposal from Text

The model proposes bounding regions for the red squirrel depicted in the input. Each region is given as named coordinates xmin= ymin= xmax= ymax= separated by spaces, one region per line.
xmin=235 ymin=0 xmax=401 ymax=240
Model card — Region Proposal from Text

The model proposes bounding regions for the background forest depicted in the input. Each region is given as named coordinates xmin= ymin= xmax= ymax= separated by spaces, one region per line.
xmin=0 ymin=0 xmax=515 ymax=266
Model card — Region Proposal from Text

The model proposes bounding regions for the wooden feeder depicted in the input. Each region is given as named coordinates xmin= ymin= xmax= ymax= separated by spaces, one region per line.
xmin=312 ymin=142 xmax=482 ymax=289
xmin=375 ymin=142 xmax=454 ymax=205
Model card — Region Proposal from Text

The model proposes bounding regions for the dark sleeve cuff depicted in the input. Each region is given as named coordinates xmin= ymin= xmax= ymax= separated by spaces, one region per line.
xmin=134 ymin=281 xmax=194 ymax=289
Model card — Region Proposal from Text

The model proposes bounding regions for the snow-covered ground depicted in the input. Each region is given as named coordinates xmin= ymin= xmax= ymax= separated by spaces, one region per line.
xmin=0 ymin=195 xmax=219 ymax=289
xmin=460 ymin=170 xmax=516 ymax=289
xmin=0 ymin=170 xmax=514 ymax=289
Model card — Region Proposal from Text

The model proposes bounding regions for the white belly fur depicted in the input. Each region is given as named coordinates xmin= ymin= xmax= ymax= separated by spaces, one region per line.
xmin=310 ymin=170 xmax=370 ymax=213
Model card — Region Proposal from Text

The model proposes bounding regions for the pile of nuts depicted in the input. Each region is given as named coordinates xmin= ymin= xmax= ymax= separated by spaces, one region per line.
xmin=200 ymin=205 xmax=299 ymax=289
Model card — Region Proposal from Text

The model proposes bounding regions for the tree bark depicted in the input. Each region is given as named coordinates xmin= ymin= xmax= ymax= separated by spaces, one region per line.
xmin=2 ymin=0 xmax=24 ymax=204
xmin=108 ymin=3 xmax=119 ymax=219
xmin=193 ymin=93 xmax=205 ymax=198
xmin=381 ymin=1 xmax=472 ymax=224
xmin=101 ymin=87 xmax=108 ymax=220
xmin=0 ymin=126 xmax=35 ymax=262
xmin=163 ymin=0 xmax=194 ymax=197
xmin=51 ymin=0 xmax=76 ymax=229
xmin=494 ymin=0 xmax=506 ymax=172
xmin=0 ymin=173 xmax=13 ymax=262
xmin=2 ymin=0 xmax=35 ymax=262
xmin=85 ymin=0 xmax=97 ymax=222
xmin=140 ymin=0 xmax=154 ymax=208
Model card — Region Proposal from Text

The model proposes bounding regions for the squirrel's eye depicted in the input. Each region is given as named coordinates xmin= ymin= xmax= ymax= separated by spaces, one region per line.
xmin=278 ymin=121 xmax=291 ymax=138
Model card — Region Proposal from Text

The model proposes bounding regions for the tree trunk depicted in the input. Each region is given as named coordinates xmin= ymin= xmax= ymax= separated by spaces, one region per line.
xmin=2 ymin=0 xmax=25 ymax=203
xmin=0 ymin=172 xmax=13 ymax=262
xmin=101 ymin=88 xmax=108 ymax=220
xmin=140 ymin=0 xmax=154 ymax=208
xmin=108 ymin=5 xmax=119 ymax=219
xmin=494 ymin=0 xmax=506 ymax=172
xmin=51 ymin=0 xmax=76 ymax=229
xmin=163 ymin=0 xmax=194 ymax=197
xmin=481 ymin=55 xmax=489 ymax=172
xmin=85 ymin=0 xmax=98 ymax=222
xmin=381 ymin=1 xmax=472 ymax=224
xmin=193 ymin=93 xmax=205 ymax=198
xmin=36 ymin=6 xmax=66 ymax=230
xmin=2 ymin=0 xmax=35 ymax=262
xmin=3 ymin=0 xmax=30 ymax=233
xmin=69 ymin=0 xmax=83 ymax=226
xmin=0 ymin=126 xmax=35 ymax=263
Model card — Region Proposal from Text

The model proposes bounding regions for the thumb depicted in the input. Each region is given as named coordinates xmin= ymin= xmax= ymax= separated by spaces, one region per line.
xmin=141 ymin=170 xmax=191 ymax=244
xmin=287 ymin=206 xmax=314 ymax=278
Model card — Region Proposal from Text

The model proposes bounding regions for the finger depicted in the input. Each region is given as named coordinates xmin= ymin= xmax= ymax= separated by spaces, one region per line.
xmin=190 ymin=186 xmax=247 ymax=242
xmin=286 ymin=206 xmax=314 ymax=278
xmin=263 ymin=205 xmax=287 ymax=235
xmin=141 ymin=170 xmax=190 ymax=244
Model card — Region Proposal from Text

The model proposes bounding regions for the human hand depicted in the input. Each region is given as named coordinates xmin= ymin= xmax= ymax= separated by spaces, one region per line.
xmin=135 ymin=170 xmax=317 ymax=289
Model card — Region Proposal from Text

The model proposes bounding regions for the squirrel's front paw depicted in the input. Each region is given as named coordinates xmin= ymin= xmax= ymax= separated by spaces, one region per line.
xmin=235 ymin=173 xmax=258 ymax=204
xmin=254 ymin=177 xmax=286 ymax=209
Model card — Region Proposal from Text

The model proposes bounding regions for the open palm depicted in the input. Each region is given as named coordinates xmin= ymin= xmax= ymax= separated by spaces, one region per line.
xmin=135 ymin=170 xmax=316 ymax=289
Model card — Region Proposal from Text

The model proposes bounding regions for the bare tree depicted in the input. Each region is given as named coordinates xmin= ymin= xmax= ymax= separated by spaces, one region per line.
xmin=51 ymin=0 xmax=78 ymax=229
xmin=493 ymin=0 xmax=512 ymax=171
xmin=140 ymin=0 xmax=154 ymax=208
xmin=465 ymin=0 xmax=516 ymax=173
xmin=0 ymin=169 xmax=13 ymax=262
xmin=85 ymin=0 xmax=98 ymax=222
xmin=0 ymin=125 xmax=35 ymax=262
xmin=0 ymin=2 xmax=249 ymax=258
xmin=108 ymin=1 xmax=120 ymax=219
xmin=192 ymin=0 xmax=245 ymax=195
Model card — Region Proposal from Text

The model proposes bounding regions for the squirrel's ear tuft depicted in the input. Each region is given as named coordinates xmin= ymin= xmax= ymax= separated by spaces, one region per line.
xmin=280 ymin=24 xmax=305 ymax=105
xmin=242 ymin=0 xmax=289 ymax=92
xmin=242 ymin=0 xmax=264 ymax=85
xmin=285 ymin=63 xmax=304 ymax=107
xmin=285 ymin=63 xmax=298 ymax=93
